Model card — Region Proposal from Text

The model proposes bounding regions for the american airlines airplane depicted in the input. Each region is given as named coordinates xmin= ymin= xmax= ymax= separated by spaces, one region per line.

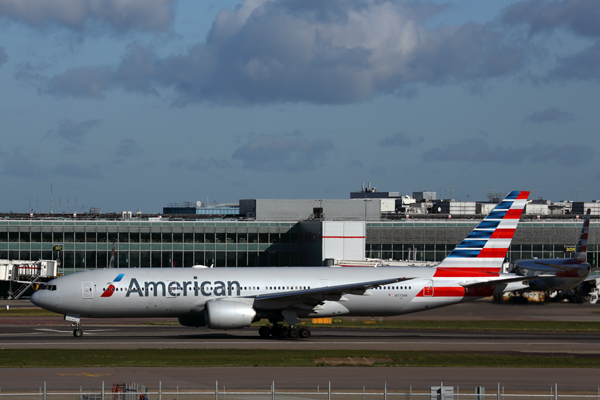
xmin=32 ymin=191 xmax=538 ymax=339
xmin=509 ymin=208 xmax=592 ymax=291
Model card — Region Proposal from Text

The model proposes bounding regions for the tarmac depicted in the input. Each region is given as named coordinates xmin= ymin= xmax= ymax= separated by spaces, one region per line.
xmin=2 ymin=299 xmax=600 ymax=394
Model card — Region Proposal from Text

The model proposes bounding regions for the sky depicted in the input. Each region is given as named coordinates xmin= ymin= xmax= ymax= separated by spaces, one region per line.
xmin=1 ymin=0 xmax=599 ymax=213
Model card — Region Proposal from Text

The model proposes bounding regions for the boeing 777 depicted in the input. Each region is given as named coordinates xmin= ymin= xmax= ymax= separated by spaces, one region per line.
xmin=32 ymin=191 xmax=535 ymax=339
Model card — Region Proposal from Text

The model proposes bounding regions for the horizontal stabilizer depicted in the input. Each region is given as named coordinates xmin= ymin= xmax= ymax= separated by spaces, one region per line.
xmin=460 ymin=274 xmax=556 ymax=289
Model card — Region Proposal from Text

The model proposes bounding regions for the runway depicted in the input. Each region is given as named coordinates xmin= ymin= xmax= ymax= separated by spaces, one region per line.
xmin=2 ymin=301 xmax=600 ymax=352
xmin=3 ymin=324 xmax=600 ymax=353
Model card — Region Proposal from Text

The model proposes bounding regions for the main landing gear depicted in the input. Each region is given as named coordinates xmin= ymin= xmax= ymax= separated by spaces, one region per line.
xmin=258 ymin=324 xmax=311 ymax=339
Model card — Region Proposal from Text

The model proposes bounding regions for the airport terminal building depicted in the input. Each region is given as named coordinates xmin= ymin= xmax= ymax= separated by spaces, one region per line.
xmin=0 ymin=195 xmax=598 ymax=277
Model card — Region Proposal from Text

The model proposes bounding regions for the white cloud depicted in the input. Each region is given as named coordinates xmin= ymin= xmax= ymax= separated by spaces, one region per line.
xmin=40 ymin=0 xmax=524 ymax=105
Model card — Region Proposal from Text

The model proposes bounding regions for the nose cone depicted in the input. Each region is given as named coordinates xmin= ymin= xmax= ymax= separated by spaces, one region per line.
xmin=30 ymin=290 xmax=41 ymax=307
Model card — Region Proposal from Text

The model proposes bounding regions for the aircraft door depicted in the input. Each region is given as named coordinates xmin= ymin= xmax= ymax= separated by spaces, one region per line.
xmin=423 ymin=280 xmax=434 ymax=297
xmin=82 ymin=281 xmax=94 ymax=299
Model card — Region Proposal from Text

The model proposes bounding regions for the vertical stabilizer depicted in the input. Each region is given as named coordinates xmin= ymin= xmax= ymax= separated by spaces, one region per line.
xmin=575 ymin=209 xmax=591 ymax=262
xmin=435 ymin=190 xmax=529 ymax=275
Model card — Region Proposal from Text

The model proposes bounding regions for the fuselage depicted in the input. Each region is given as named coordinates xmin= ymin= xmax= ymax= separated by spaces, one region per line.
xmin=31 ymin=266 xmax=507 ymax=320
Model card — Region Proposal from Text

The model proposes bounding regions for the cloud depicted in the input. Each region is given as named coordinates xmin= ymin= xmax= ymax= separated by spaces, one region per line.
xmin=170 ymin=158 xmax=231 ymax=170
xmin=0 ymin=148 xmax=106 ymax=179
xmin=0 ymin=147 xmax=45 ymax=179
xmin=42 ymin=66 xmax=113 ymax=99
xmin=232 ymin=131 xmax=334 ymax=172
xmin=379 ymin=132 xmax=412 ymax=147
xmin=549 ymin=40 xmax=600 ymax=81
xmin=524 ymin=107 xmax=574 ymax=124
xmin=40 ymin=0 xmax=524 ymax=105
xmin=45 ymin=118 xmax=102 ymax=144
xmin=502 ymin=0 xmax=600 ymax=38
xmin=0 ymin=47 xmax=7 ymax=67
xmin=0 ymin=0 xmax=175 ymax=33
xmin=115 ymin=138 xmax=143 ymax=159
xmin=423 ymin=137 xmax=593 ymax=166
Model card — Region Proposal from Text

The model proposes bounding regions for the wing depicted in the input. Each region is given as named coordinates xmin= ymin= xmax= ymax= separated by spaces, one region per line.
xmin=252 ymin=277 xmax=415 ymax=310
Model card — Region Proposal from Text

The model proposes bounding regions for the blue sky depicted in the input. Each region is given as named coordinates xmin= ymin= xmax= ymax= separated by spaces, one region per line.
xmin=1 ymin=0 xmax=599 ymax=213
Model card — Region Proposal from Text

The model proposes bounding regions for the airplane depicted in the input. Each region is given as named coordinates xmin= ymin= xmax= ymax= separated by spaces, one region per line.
xmin=508 ymin=208 xmax=592 ymax=292
xmin=32 ymin=191 xmax=537 ymax=339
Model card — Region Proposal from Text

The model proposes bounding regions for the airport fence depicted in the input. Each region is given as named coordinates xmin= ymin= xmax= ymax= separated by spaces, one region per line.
xmin=1 ymin=382 xmax=600 ymax=400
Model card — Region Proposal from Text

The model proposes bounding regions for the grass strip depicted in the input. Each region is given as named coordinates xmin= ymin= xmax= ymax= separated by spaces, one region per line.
xmin=2 ymin=349 xmax=599 ymax=369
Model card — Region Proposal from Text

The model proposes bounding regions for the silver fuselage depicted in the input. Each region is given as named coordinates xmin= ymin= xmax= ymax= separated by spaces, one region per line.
xmin=31 ymin=266 xmax=510 ymax=319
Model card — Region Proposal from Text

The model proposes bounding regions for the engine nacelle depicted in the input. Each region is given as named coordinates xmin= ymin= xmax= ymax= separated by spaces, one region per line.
xmin=178 ymin=314 xmax=207 ymax=327
xmin=204 ymin=299 xmax=256 ymax=329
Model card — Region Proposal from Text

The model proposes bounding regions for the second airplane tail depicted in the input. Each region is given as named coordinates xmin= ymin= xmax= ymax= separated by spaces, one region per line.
xmin=575 ymin=208 xmax=591 ymax=262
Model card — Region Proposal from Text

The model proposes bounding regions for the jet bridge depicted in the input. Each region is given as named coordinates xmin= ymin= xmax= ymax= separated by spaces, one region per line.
xmin=0 ymin=259 xmax=60 ymax=300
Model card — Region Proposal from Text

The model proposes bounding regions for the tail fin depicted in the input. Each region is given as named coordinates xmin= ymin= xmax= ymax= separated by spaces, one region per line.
xmin=575 ymin=208 xmax=591 ymax=262
xmin=436 ymin=190 xmax=529 ymax=275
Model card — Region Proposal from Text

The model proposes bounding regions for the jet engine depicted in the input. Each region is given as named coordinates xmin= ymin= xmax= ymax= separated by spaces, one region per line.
xmin=204 ymin=299 xmax=257 ymax=329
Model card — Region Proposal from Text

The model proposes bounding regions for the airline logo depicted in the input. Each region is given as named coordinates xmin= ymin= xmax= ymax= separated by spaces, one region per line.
xmin=100 ymin=273 xmax=125 ymax=298
xmin=435 ymin=190 xmax=529 ymax=275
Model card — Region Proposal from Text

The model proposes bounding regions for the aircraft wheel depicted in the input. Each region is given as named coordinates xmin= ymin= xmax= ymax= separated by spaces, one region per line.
xmin=299 ymin=327 xmax=311 ymax=339
xmin=73 ymin=328 xmax=83 ymax=338
xmin=288 ymin=327 xmax=300 ymax=339
xmin=258 ymin=326 xmax=271 ymax=338
xmin=275 ymin=326 xmax=288 ymax=339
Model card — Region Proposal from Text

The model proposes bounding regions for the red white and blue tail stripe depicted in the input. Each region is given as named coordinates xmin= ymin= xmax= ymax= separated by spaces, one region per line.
xmin=435 ymin=191 xmax=529 ymax=276
xmin=575 ymin=208 xmax=591 ymax=262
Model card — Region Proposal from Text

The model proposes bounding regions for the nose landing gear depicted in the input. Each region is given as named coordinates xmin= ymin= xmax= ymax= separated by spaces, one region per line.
xmin=65 ymin=315 xmax=83 ymax=337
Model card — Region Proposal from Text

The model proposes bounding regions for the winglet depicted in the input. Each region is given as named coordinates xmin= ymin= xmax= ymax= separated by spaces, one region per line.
xmin=575 ymin=208 xmax=591 ymax=262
